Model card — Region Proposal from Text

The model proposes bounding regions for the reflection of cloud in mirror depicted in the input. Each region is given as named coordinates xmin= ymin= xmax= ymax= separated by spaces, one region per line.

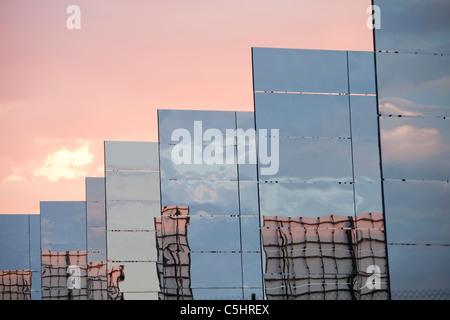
xmin=193 ymin=184 xmax=219 ymax=203
xmin=423 ymin=75 xmax=450 ymax=93
xmin=162 ymin=180 xmax=239 ymax=216
xmin=379 ymin=98 xmax=424 ymax=116
xmin=380 ymin=97 xmax=450 ymax=117
xmin=374 ymin=0 xmax=450 ymax=53
xmin=376 ymin=54 xmax=450 ymax=108
xmin=382 ymin=125 xmax=440 ymax=163
xmin=260 ymin=183 xmax=355 ymax=218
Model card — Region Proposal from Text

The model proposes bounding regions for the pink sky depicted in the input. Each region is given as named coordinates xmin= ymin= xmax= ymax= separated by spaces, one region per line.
xmin=0 ymin=0 xmax=373 ymax=214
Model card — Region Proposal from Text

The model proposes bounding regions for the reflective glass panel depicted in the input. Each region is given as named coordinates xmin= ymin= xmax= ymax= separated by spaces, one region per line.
xmin=86 ymin=201 xmax=106 ymax=229
xmin=158 ymin=109 xmax=236 ymax=145
xmin=373 ymin=0 xmax=450 ymax=54
xmin=187 ymin=216 xmax=241 ymax=252
xmin=380 ymin=117 xmax=450 ymax=180
xmin=236 ymin=111 xmax=255 ymax=131
xmin=261 ymin=214 xmax=389 ymax=300
xmin=40 ymin=201 xmax=87 ymax=252
xmin=238 ymin=181 xmax=259 ymax=215
xmin=105 ymin=171 xmax=160 ymax=201
xmin=106 ymin=231 xmax=157 ymax=262
xmin=0 ymin=215 xmax=29 ymax=234
xmin=41 ymin=288 xmax=88 ymax=301
xmin=0 ymin=215 xmax=30 ymax=273
xmin=259 ymin=137 xmax=353 ymax=183
xmin=106 ymin=200 xmax=160 ymax=231
xmin=244 ymin=288 xmax=264 ymax=300
xmin=0 ymin=233 xmax=29 ymax=254
xmin=87 ymin=227 xmax=106 ymax=253
xmin=122 ymin=292 xmax=160 ymax=300
xmin=159 ymin=143 xmax=238 ymax=181
xmin=161 ymin=180 xmax=239 ymax=216
xmin=353 ymin=181 xmax=383 ymax=216
xmin=254 ymin=92 xmax=350 ymax=138
xmin=0 ymin=252 xmax=29 ymax=270
xmin=85 ymin=177 xmax=105 ymax=202
xmin=252 ymin=47 xmax=349 ymax=93
xmin=258 ymin=182 xmax=355 ymax=218
xmin=376 ymin=52 xmax=450 ymax=117
xmin=0 ymin=214 xmax=33 ymax=300
xmin=29 ymin=215 xmax=41 ymax=269
xmin=190 ymin=253 xmax=242 ymax=288
xmin=388 ymin=245 xmax=450 ymax=299
xmin=242 ymin=253 xmax=263 ymax=288
xmin=350 ymin=95 xmax=379 ymax=139
xmin=238 ymin=162 xmax=257 ymax=181
xmin=384 ymin=180 xmax=450 ymax=245
xmin=192 ymin=289 xmax=243 ymax=300
xmin=105 ymin=141 xmax=159 ymax=171
xmin=107 ymin=261 xmax=160 ymax=292
xmin=347 ymin=51 xmax=376 ymax=94
xmin=352 ymin=138 xmax=381 ymax=182
xmin=240 ymin=216 xmax=261 ymax=252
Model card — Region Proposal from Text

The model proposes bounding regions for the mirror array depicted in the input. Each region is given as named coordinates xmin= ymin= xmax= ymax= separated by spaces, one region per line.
xmin=1 ymin=1 xmax=449 ymax=300
xmin=252 ymin=47 xmax=388 ymax=300
xmin=0 ymin=215 xmax=40 ymax=300
xmin=374 ymin=0 xmax=450 ymax=300
xmin=105 ymin=141 xmax=161 ymax=300
xmin=158 ymin=110 xmax=263 ymax=300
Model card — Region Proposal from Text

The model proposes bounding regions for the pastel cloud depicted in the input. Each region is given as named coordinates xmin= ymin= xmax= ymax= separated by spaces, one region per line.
xmin=32 ymin=140 xmax=94 ymax=182
xmin=381 ymin=125 xmax=440 ymax=163
xmin=379 ymin=97 xmax=450 ymax=117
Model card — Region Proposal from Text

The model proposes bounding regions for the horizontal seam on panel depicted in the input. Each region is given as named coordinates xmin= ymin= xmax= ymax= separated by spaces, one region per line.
xmin=388 ymin=243 xmax=450 ymax=247
xmin=162 ymin=178 xmax=239 ymax=182
xmin=191 ymin=251 xmax=260 ymax=253
xmin=107 ymin=229 xmax=155 ymax=232
xmin=259 ymin=180 xmax=354 ymax=184
xmin=185 ymin=214 xmax=259 ymax=217
xmin=107 ymin=260 xmax=157 ymax=263
xmin=106 ymin=200 xmax=161 ymax=203
xmin=383 ymin=178 xmax=450 ymax=183
xmin=261 ymin=226 xmax=385 ymax=230
xmin=268 ymin=136 xmax=351 ymax=139
xmin=190 ymin=287 xmax=247 ymax=289
xmin=263 ymin=272 xmax=389 ymax=275
xmin=254 ymin=90 xmax=376 ymax=96
xmin=262 ymin=248 xmax=387 ymax=253
xmin=375 ymin=50 xmax=449 ymax=56
xmin=42 ymin=286 xmax=89 ymax=289
xmin=379 ymin=114 xmax=449 ymax=120
xmin=105 ymin=169 xmax=159 ymax=173
xmin=113 ymin=291 xmax=161 ymax=294
xmin=106 ymin=199 xmax=160 ymax=201
xmin=189 ymin=287 xmax=263 ymax=289
xmin=162 ymin=142 xmax=237 ymax=146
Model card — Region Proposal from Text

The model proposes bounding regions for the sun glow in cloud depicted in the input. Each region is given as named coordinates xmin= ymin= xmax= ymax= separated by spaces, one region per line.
xmin=33 ymin=140 xmax=94 ymax=182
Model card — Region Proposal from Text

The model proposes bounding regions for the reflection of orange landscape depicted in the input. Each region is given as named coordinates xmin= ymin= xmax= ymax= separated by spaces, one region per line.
xmin=39 ymin=249 xmax=124 ymax=300
xmin=155 ymin=206 xmax=193 ymax=300
xmin=261 ymin=213 xmax=388 ymax=300
xmin=0 ymin=269 xmax=32 ymax=300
